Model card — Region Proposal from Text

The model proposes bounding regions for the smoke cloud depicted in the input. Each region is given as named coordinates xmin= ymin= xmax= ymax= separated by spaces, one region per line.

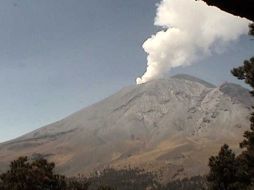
xmin=136 ymin=0 xmax=250 ymax=84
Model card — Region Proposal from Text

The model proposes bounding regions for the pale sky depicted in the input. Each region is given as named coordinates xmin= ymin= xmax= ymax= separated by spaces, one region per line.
xmin=0 ymin=0 xmax=253 ymax=142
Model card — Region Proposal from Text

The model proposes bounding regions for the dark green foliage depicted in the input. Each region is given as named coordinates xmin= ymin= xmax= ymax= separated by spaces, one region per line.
xmin=231 ymin=57 xmax=254 ymax=185
xmin=163 ymin=176 xmax=208 ymax=190
xmin=0 ymin=157 xmax=95 ymax=190
xmin=239 ymin=128 xmax=254 ymax=182
xmin=88 ymin=167 xmax=210 ymax=190
xmin=66 ymin=176 xmax=90 ymax=190
xmin=207 ymin=144 xmax=248 ymax=190
xmin=88 ymin=167 xmax=160 ymax=190
xmin=0 ymin=156 xmax=66 ymax=190
xmin=231 ymin=57 xmax=254 ymax=95
xmin=0 ymin=156 xmax=213 ymax=190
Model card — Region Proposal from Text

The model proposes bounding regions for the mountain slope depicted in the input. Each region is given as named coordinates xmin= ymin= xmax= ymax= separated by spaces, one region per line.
xmin=0 ymin=75 xmax=252 ymax=181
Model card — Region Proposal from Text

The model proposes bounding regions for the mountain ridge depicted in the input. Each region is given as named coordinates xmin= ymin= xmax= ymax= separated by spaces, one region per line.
xmin=0 ymin=74 xmax=252 ymax=182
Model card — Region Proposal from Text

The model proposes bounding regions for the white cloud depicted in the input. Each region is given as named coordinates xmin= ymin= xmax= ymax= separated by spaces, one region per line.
xmin=136 ymin=0 xmax=250 ymax=84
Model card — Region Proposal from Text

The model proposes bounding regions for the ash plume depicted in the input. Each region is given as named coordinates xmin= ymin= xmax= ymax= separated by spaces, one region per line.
xmin=136 ymin=0 xmax=250 ymax=84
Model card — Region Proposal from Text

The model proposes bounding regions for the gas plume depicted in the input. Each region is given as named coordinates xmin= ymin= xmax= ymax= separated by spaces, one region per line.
xmin=136 ymin=0 xmax=250 ymax=84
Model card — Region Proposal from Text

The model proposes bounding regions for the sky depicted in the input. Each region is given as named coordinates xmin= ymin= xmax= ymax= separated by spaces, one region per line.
xmin=0 ymin=0 xmax=253 ymax=142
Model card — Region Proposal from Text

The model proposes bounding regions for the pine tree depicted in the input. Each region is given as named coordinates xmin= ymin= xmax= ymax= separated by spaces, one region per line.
xmin=231 ymin=57 xmax=254 ymax=186
xmin=231 ymin=57 xmax=254 ymax=95
xmin=207 ymin=144 xmax=241 ymax=190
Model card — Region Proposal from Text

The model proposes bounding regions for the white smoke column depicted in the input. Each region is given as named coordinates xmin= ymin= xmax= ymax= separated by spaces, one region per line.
xmin=136 ymin=0 xmax=250 ymax=84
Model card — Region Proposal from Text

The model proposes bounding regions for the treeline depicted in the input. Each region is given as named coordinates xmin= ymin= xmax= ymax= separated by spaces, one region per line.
xmin=88 ymin=168 xmax=208 ymax=190
xmin=0 ymin=156 xmax=208 ymax=190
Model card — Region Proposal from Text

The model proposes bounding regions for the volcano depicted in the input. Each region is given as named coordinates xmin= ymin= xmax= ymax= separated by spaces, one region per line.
xmin=0 ymin=74 xmax=252 ymax=181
